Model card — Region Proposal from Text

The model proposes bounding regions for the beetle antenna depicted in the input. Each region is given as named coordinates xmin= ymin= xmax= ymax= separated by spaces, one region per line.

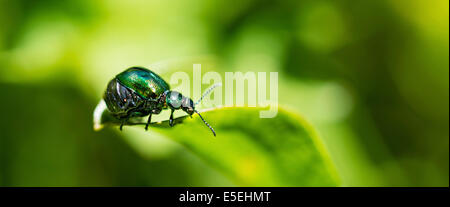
xmin=194 ymin=110 xmax=216 ymax=136
xmin=195 ymin=83 xmax=222 ymax=106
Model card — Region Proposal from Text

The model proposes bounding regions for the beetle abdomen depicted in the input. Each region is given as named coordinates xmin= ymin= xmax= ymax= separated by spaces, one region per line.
xmin=104 ymin=78 xmax=145 ymax=118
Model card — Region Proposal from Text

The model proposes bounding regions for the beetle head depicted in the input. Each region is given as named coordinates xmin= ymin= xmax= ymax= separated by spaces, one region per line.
xmin=166 ymin=91 xmax=194 ymax=115
xmin=165 ymin=90 xmax=215 ymax=136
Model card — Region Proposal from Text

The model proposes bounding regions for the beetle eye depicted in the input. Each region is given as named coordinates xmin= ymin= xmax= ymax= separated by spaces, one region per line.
xmin=181 ymin=97 xmax=195 ymax=115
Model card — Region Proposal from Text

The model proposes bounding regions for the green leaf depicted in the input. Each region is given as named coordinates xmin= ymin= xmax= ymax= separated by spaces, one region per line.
xmin=96 ymin=105 xmax=340 ymax=186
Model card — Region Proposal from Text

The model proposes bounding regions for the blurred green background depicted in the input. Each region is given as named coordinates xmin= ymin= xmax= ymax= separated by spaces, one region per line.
xmin=0 ymin=0 xmax=448 ymax=186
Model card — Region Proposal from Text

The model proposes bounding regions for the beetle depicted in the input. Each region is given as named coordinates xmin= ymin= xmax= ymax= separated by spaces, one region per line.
xmin=103 ymin=66 xmax=216 ymax=136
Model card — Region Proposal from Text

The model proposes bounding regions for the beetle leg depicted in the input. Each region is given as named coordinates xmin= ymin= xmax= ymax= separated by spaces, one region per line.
xmin=169 ymin=109 xmax=174 ymax=127
xmin=119 ymin=111 xmax=133 ymax=131
xmin=120 ymin=120 xmax=126 ymax=131
xmin=145 ymin=113 xmax=152 ymax=131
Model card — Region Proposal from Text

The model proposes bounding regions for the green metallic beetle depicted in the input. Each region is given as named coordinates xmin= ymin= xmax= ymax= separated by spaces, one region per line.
xmin=104 ymin=66 xmax=216 ymax=136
